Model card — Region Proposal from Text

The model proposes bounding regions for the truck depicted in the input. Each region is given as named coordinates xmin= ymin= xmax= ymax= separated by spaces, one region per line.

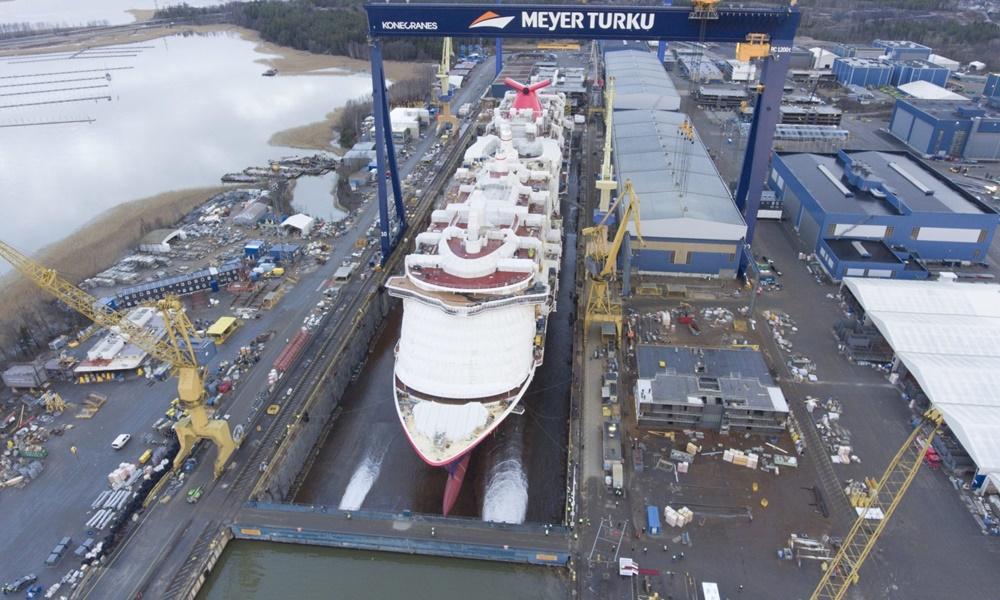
xmin=611 ymin=462 xmax=624 ymax=496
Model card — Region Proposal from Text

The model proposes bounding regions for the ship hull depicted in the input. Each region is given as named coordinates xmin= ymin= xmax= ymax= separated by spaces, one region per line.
xmin=393 ymin=366 xmax=536 ymax=513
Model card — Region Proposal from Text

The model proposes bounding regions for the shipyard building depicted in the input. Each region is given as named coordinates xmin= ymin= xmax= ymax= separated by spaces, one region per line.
xmin=614 ymin=109 xmax=746 ymax=282
xmin=832 ymin=58 xmax=892 ymax=88
xmin=604 ymin=50 xmax=680 ymax=111
xmin=634 ymin=346 xmax=788 ymax=433
xmin=889 ymin=99 xmax=1000 ymax=160
xmin=769 ymin=150 xmax=999 ymax=280
xmin=838 ymin=277 xmax=1000 ymax=493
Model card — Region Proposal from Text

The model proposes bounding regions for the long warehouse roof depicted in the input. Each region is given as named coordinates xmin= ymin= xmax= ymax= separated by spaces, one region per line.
xmin=843 ymin=276 xmax=1000 ymax=474
xmin=604 ymin=49 xmax=680 ymax=111
xmin=613 ymin=109 xmax=746 ymax=241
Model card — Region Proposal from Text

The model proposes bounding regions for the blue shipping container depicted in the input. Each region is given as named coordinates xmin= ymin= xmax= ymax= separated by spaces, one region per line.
xmin=646 ymin=506 xmax=661 ymax=535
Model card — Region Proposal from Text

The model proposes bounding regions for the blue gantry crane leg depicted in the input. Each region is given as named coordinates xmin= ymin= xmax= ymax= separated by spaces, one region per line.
xmin=364 ymin=3 xmax=800 ymax=265
xmin=734 ymin=49 xmax=791 ymax=247
xmin=369 ymin=39 xmax=407 ymax=264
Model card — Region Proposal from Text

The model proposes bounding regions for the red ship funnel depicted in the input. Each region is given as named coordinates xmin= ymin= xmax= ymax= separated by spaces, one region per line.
xmin=503 ymin=78 xmax=551 ymax=118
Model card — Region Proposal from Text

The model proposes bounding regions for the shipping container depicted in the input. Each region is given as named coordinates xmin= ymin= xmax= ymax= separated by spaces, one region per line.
xmin=646 ymin=505 xmax=661 ymax=535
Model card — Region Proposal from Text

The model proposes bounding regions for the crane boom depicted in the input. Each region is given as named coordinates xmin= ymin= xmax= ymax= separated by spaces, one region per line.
xmin=0 ymin=241 xmax=195 ymax=369
xmin=810 ymin=408 xmax=944 ymax=600
xmin=0 ymin=239 xmax=238 ymax=477
xmin=595 ymin=77 xmax=617 ymax=214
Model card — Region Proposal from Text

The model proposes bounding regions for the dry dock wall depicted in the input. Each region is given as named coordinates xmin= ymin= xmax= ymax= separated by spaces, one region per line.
xmin=251 ymin=120 xmax=481 ymax=504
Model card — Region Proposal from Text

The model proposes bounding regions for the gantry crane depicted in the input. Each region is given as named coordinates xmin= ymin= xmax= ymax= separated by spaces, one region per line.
xmin=810 ymin=408 xmax=944 ymax=600
xmin=435 ymin=37 xmax=459 ymax=133
xmin=595 ymin=76 xmax=617 ymax=217
xmin=0 ymin=240 xmax=239 ymax=478
xmin=582 ymin=179 xmax=644 ymax=338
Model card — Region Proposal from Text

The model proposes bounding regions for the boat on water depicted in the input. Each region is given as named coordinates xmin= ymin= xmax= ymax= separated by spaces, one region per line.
xmin=385 ymin=77 xmax=569 ymax=515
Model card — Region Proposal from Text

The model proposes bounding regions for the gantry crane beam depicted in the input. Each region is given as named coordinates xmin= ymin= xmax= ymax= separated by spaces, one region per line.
xmin=810 ymin=408 xmax=945 ymax=600
xmin=364 ymin=2 xmax=801 ymax=265
xmin=0 ymin=240 xmax=238 ymax=477
xmin=582 ymin=179 xmax=644 ymax=338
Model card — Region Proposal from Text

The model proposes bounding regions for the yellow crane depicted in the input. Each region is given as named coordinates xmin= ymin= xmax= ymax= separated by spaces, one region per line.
xmin=595 ymin=76 xmax=617 ymax=215
xmin=436 ymin=37 xmax=459 ymax=133
xmin=582 ymin=179 xmax=644 ymax=338
xmin=0 ymin=240 xmax=239 ymax=478
xmin=810 ymin=408 xmax=944 ymax=600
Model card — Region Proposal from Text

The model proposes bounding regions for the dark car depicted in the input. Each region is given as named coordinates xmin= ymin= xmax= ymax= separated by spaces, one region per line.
xmin=1 ymin=574 xmax=36 ymax=594
xmin=25 ymin=585 xmax=44 ymax=600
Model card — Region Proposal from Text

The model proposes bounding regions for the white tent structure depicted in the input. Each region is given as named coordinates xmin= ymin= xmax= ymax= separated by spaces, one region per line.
xmin=843 ymin=276 xmax=1000 ymax=477
xmin=281 ymin=213 xmax=315 ymax=237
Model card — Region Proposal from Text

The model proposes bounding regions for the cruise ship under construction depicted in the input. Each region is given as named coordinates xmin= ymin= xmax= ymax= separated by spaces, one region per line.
xmin=386 ymin=78 xmax=568 ymax=515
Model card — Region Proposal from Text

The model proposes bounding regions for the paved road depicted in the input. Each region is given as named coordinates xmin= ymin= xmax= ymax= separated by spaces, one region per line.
xmin=76 ymin=58 xmax=498 ymax=600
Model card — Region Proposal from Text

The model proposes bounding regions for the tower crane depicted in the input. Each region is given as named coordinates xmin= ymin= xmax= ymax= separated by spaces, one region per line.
xmin=595 ymin=76 xmax=617 ymax=218
xmin=810 ymin=408 xmax=944 ymax=600
xmin=582 ymin=179 xmax=644 ymax=338
xmin=0 ymin=240 xmax=239 ymax=478
xmin=435 ymin=37 xmax=459 ymax=133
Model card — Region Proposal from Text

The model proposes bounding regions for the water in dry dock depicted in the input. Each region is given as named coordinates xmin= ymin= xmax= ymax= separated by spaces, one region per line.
xmin=295 ymin=153 xmax=580 ymax=523
xmin=197 ymin=541 xmax=567 ymax=600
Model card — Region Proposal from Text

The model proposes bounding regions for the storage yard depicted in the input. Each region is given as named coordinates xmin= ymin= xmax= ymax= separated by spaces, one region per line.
xmin=2 ymin=3 xmax=1000 ymax=600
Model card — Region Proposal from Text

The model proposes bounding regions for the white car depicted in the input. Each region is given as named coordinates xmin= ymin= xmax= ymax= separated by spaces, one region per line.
xmin=111 ymin=434 xmax=131 ymax=450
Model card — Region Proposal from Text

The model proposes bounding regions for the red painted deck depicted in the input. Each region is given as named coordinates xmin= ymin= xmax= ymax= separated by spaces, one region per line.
xmin=411 ymin=267 xmax=530 ymax=290
xmin=446 ymin=237 xmax=503 ymax=259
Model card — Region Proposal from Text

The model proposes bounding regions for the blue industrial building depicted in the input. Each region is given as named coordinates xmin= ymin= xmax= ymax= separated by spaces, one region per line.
xmin=889 ymin=99 xmax=1000 ymax=160
xmin=832 ymin=58 xmax=892 ymax=88
xmin=985 ymin=73 xmax=1000 ymax=100
xmin=613 ymin=110 xmax=746 ymax=283
xmin=100 ymin=260 xmax=245 ymax=310
xmin=890 ymin=59 xmax=950 ymax=87
xmin=832 ymin=44 xmax=885 ymax=59
xmin=873 ymin=40 xmax=932 ymax=62
xmin=769 ymin=149 xmax=999 ymax=280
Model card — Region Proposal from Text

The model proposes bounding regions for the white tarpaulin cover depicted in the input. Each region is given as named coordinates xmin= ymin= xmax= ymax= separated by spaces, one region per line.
xmin=844 ymin=277 xmax=1000 ymax=473
xmin=395 ymin=299 xmax=535 ymax=399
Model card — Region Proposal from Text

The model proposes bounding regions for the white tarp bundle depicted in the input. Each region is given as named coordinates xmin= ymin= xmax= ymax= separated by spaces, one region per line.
xmin=395 ymin=300 xmax=535 ymax=399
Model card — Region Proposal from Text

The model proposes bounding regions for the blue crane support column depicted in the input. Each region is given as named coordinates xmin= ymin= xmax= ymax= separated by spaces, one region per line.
xmin=496 ymin=38 xmax=503 ymax=75
xmin=495 ymin=0 xmax=503 ymax=75
xmin=369 ymin=40 xmax=407 ymax=264
xmin=734 ymin=47 xmax=792 ymax=248
xmin=657 ymin=0 xmax=672 ymax=63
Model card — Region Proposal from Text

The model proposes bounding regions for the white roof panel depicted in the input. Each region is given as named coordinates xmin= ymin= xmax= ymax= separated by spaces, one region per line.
xmin=844 ymin=277 xmax=1000 ymax=474
xmin=613 ymin=109 xmax=745 ymax=241
xmin=898 ymin=80 xmax=964 ymax=100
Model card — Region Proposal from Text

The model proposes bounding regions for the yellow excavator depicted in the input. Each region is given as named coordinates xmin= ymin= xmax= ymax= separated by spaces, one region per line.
xmin=0 ymin=240 xmax=239 ymax=477
xmin=582 ymin=179 xmax=644 ymax=338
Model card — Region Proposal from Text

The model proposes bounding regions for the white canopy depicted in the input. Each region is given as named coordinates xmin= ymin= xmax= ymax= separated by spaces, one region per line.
xmin=395 ymin=300 xmax=535 ymax=399
xmin=844 ymin=277 xmax=1000 ymax=473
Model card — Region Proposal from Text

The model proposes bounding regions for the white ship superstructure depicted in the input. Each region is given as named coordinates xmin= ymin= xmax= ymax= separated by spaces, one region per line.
xmin=386 ymin=79 xmax=568 ymax=513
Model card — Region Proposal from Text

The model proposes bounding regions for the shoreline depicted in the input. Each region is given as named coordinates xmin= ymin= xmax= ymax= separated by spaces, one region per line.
xmin=0 ymin=186 xmax=229 ymax=337
xmin=0 ymin=24 xmax=429 ymax=337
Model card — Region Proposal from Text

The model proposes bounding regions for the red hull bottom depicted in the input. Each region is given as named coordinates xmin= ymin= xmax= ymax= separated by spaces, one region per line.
xmin=442 ymin=453 xmax=471 ymax=516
